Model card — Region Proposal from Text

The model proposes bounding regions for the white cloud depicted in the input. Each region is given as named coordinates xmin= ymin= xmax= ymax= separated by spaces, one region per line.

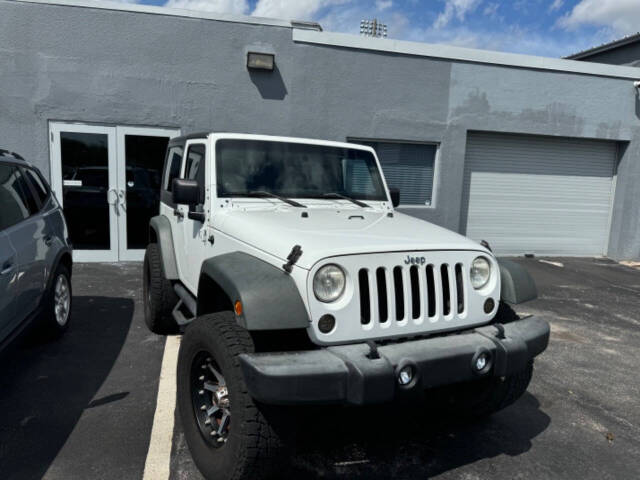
xmin=548 ymin=0 xmax=563 ymax=12
xmin=434 ymin=0 xmax=481 ymax=29
xmin=559 ymin=0 xmax=640 ymax=34
xmin=483 ymin=3 xmax=499 ymax=17
xmin=376 ymin=0 xmax=393 ymax=11
xmin=252 ymin=0 xmax=348 ymax=21
xmin=164 ymin=0 xmax=248 ymax=15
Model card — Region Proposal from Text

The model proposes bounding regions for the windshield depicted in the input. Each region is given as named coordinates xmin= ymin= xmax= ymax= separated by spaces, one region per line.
xmin=216 ymin=139 xmax=387 ymax=201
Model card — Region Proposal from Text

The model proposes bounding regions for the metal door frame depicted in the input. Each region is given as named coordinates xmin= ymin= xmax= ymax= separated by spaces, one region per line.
xmin=49 ymin=122 xmax=119 ymax=262
xmin=49 ymin=122 xmax=180 ymax=262
xmin=116 ymin=125 xmax=181 ymax=261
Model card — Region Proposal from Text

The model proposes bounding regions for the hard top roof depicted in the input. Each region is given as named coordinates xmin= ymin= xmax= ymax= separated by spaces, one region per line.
xmin=167 ymin=133 xmax=374 ymax=152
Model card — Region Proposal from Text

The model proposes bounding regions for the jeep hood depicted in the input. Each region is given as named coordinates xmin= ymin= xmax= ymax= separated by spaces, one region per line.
xmin=216 ymin=207 xmax=489 ymax=270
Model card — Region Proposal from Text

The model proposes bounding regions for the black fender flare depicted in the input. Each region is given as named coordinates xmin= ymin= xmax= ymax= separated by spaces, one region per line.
xmin=199 ymin=252 xmax=310 ymax=330
xmin=149 ymin=215 xmax=178 ymax=280
xmin=497 ymin=258 xmax=538 ymax=304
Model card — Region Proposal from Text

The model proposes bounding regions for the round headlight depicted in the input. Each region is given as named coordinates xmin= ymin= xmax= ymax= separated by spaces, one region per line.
xmin=313 ymin=264 xmax=346 ymax=303
xmin=470 ymin=256 xmax=491 ymax=289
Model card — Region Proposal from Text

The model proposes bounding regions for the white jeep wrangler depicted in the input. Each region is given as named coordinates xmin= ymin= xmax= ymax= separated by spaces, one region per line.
xmin=144 ymin=133 xmax=549 ymax=480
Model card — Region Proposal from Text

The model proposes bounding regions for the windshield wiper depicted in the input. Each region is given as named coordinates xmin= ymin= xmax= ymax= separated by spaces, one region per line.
xmin=245 ymin=191 xmax=307 ymax=208
xmin=323 ymin=193 xmax=370 ymax=208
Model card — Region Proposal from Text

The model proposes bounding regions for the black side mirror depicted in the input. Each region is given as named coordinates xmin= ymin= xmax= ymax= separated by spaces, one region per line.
xmin=172 ymin=178 xmax=200 ymax=205
xmin=389 ymin=188 xmax=400 ymax=208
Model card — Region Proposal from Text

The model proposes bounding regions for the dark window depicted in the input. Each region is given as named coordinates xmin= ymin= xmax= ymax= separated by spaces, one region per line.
xmin=60 ymin=131 xmax=110 ymax=250
xmin=23 ymin=168 xmax=49 ymax=206
xmin=163 ymin=146 xmax=184 ymax=192
xmin=123 ymin=134 xmax=171 ymax=250
xmin=13 ymin=168 xmax=39 ymax=215
xmin=216 ymin=140 xmax=386 ymax=201
xmin=0 ymin=165 xmax=34 ymax=230
xmin=356 ymin=140 xmax=437 ymax=206
xmin=184 ymin=144 xmax=206 ymax=203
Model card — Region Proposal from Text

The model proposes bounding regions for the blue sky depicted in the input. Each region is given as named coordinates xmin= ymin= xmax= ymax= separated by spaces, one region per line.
xmin=126 ymin=0 xmax=640 ymax=58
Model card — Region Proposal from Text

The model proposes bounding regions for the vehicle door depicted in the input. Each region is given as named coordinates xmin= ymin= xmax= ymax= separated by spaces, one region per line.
xmin=178 ymin=141 xmax=210 ymax=294
xmin=0 ymin=230 xmax=18 ymax=340
xmin=160 ymin=144 xmax=186 ymax=279
xmin=22 ymin=167 xmax=58 ymax=290
xmin=0 ymin=164 xmax=44 ymax=328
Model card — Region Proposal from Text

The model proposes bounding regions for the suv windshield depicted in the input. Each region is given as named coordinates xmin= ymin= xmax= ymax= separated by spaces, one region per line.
xmin=216 ymin=139 xmax=387 ymax=201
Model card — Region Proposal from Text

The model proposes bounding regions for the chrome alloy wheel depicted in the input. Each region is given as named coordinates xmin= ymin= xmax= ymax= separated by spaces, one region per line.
xmin=191 ymin=352 xmax=231 ymax=447
xmin=54 ymin=274 xmax=71 ymax=326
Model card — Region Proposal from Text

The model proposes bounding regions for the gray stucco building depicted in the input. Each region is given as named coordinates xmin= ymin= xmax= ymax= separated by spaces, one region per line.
xmin=567 ymin=33 xmax=640 ymax=67
xmin=2 ymin=0 xmax=640 ymax=261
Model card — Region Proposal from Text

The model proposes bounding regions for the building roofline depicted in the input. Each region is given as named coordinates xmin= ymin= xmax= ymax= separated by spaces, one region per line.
xmin=565 ymin=33 xmax=640 ymax=60
xmin=9 ymin=0 xmax=640 ymax=81
xmin=293 ymin=29 xmax=640 ymax=81
xmin=11 ymin=0 xmax=322 ymax=30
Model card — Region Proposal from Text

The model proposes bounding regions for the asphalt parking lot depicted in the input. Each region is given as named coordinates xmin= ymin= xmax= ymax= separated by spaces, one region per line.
xmin=1 ymin=258 xmax=639 ymax=479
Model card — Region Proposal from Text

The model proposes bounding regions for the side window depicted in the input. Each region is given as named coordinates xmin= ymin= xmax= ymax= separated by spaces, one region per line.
xmin=183 ymin=144 xmax=206 ymax=203
xmin=13 ymin=168 xmax=40 ymax=215
xmin=0 ymin=165 xmax=34 ymax=230
xmin=163 ymin=146 xmax=184 ymax=192
xmin=357 ymin=140 xmax=438 ymax=206
xmin=23 ymin=168 xmax=50 ymax=206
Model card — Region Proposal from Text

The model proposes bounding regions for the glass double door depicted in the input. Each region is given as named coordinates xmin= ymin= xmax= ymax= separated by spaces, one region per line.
xmin=49 ymin=123 xmax=180 ymax=262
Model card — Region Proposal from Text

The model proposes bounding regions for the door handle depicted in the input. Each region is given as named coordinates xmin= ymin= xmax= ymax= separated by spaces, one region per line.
xmin=1 ymin=262 xmax=14 ymax=276
xmin=44 ymin=235 xmax=53 ymax=246
xmin=107 ymin=188 xmax=118 ymax=205
xmin=118 ymin=189 xmax=127 ymax=210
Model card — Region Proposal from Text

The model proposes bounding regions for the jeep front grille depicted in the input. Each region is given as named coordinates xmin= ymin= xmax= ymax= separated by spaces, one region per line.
xmin=306 ymin=251 xmax=499 ymax=345
xmin=358 ymin=262 xmax=466 ymax=327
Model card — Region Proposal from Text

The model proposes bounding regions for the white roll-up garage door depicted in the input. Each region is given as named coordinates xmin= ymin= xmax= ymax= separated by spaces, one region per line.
xmin=461 ymin=132 xmax=617 ymax=256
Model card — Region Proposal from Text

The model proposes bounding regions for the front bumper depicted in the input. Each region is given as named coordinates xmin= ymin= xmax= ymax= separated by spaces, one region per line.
xmin=239 ymin=316 xmax=549 ymax=405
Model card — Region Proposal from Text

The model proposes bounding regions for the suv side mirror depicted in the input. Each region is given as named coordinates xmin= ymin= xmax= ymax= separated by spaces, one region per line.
xmin=389 ymin=188 xmax=400 ymax=208
xmin=172 ymin=178 xmax=200 ymax=205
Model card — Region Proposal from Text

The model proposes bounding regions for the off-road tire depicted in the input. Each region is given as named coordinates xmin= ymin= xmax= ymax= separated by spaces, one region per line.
xmin=437 ymin=360 xmax=534 ymax=417
xmin=143 ymin=243 xmax=179 ymax=334
xmin=177 ymin=313 xmax=284 ymax=480
xmin=39 ymin=263 xmax=72 ymax=338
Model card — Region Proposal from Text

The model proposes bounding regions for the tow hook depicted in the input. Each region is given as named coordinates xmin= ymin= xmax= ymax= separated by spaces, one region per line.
xmin=366 ymin=340 xmax=380 ymax=359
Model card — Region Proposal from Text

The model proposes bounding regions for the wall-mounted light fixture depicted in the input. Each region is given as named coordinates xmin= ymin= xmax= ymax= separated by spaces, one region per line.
xmin=247 ymin=52 xmax=275 ymax=71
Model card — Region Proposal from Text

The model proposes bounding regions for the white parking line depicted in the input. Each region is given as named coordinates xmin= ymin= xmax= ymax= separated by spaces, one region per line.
xmin=143 ymin=335 xmax=181 ymax=480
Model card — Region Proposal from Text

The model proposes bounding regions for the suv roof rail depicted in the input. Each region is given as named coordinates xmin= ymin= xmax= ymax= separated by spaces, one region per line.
xmin=0 ymin=149 xmax=25 ymax=161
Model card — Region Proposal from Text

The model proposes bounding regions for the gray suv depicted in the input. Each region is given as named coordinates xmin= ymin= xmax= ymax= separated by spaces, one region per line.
xmin=0 ymin=150 xmax=73 ymax=349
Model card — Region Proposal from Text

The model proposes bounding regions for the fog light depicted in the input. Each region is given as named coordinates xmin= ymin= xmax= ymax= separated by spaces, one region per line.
xmin=318 ymin=314 xmax=335 ymax=334
xmin=475 ymin=353 xmax=488 ymax=371
xmin=471 ymin=349 xmax=492 ymax=374
xmin=484 ymin=298 xmax=495 ymax=314
xmin=398 ymin=365 xmax=414 ymax=386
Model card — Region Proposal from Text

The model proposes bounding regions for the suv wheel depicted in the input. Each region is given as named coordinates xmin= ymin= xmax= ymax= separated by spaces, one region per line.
xmin=143 ymin=243 xmax=179 ymax=334
xmin=40 ymin=263 xmax=72 ymax=337
xmin=178 ymin=313 xmax=283 ymax=480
